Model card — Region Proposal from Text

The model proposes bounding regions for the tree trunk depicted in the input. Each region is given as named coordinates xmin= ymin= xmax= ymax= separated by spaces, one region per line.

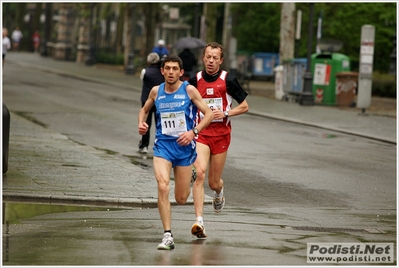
xmin=203 ymin=3 xmax=217 ymax=43
xmin=279 ymin=2 xmax=296 ymax=64
xmin=222 ymin=3 xmax=231 ymax=70
xmin=115 ymin=3 xmax=124 ymax=55
xmin=76 ymin=4 xmax=90 ymax=63
xmin=15 ymin=3 xmax=26 ymax=31
xmin=123 ymin=4 xmax=132 ymax=66
xmin=143 ymin=3 xmax=158 ymax=57
xmin=29 ymin=3 xmax=42 ymax=52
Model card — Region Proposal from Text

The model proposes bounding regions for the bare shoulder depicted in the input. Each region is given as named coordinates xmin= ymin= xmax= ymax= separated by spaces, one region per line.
xmin=185 ymin=84 xmax=198 ymax=94
xmin=150 ymin=85 xmax=160 ymax=95
xmin=148 ymin=85 xmax=160 ymax=100
xmin=185 ymin=84 xmax=199 ymax=99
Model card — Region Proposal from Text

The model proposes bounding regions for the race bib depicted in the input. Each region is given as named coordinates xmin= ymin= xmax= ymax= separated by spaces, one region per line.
xmin=201 ymin=98 xmax=223 ymax=122
xmin=160 ymin=111 xmax=187 ymax=136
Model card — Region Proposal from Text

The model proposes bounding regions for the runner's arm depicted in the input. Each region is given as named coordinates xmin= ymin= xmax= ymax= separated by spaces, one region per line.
xmin=138 ymin=86 xmax=158 ymax=135
xmin=187 ymin=84 xmax=213 ymax=132
xmin=225 ymin=74 xmax=249 ymax=116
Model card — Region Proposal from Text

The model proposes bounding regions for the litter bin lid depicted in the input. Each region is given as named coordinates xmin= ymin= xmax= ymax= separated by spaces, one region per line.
xmin=292 ymin=58 xmax=307 ymax=63
xmin=335 ymin=71 xmax=358 ymax=78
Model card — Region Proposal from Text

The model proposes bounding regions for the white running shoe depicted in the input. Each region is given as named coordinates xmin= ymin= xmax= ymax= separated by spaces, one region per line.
xmin=138 ymin=147 xmax=148 ymax=154
xmin=191 ymin=222 xmax=207 ymax=238
xmin=212 ymin=195 xmax=225 ymax=213
xmin=157 ymin=232 xmax=175 ymax=250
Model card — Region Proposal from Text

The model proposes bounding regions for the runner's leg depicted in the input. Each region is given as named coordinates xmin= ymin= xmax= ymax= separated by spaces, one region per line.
xmin=173 ymin=165 xmax=192 ymax=204
xmin=154 ymin=156 xmax=173 ymax=231
xmin=193 ymin=142 xmax=211 ymax=217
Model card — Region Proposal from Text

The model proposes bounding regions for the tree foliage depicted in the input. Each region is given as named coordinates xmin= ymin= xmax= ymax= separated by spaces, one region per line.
xmin=231 ymin=3 xmax=281 ymax=53
xmin=231 ymin=2 xmax=396 ymax=73
xmin=2 ymin=2 xmax=395 ymax=73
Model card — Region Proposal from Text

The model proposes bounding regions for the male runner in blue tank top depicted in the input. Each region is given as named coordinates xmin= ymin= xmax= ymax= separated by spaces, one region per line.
xmin=138 ymin=55 xmax=213 ymax=250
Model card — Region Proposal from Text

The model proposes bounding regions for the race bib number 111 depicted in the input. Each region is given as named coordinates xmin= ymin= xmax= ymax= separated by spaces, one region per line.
xmin=160 ymin=111 xmax=187 ymax=136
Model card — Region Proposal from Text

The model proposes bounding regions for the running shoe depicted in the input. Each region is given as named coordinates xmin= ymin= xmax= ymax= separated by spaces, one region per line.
xmin=138 ymin=147 xmax=148 ymax=154
xmin=191 ymin=222 xmax=207 ymax=238
xmin=191 ymin=166 xmax=197 ymax=183
xmin=157 ymin=233 xmax=175 ymax=250
xmin=212 ymin=196 xmax=225 ymax=213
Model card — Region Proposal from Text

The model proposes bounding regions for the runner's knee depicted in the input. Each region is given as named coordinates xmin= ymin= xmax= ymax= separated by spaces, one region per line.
xmin=157 ymin=181 xmax=170 ymax=195
xmin=175 ymin=193 xmax=189 ymax=205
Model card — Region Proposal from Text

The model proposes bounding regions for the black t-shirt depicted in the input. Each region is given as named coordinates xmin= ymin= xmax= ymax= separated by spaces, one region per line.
xmin=141 ymin=64 xmax=164 ymax=103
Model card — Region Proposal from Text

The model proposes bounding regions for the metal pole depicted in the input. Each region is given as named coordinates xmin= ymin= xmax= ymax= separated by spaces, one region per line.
xmin=299 ymin=3 xmax=315 ymax=106
xmin=40 ymin=3 xmax=52 ymax=56
xmin=194 ymin=3 xmax=200 ymax=38
xmin=389 ymin=35 xmax=396 ymax=77
xmin=3 ymin=102 xmax=10 ymax=174
xmin=85 ymin=3 xmax=95 ymax=65
xmin=125 ymin=4 xmax=135 ymax=74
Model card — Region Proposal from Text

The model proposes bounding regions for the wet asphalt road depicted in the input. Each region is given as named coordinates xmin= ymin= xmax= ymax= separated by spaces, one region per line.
xmin=3 ymin=202 xmax=395 ymax=265
xmin=2 ymin=58 xmax=397 ymax=265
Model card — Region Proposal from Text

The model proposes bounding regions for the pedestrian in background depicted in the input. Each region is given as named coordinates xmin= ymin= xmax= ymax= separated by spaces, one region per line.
xmin=138 ymin=52 xmax=164 ymax=154
xmin=32 ymin=30 xmax=40 ymax=53
xmin=138 ymin=55 xmax=213 ymax=250
xmin=189 ymin=42 xmax=249 ymax=238
xmin=3 ymin=28 xmax=11 ymax=67
xmin=11 ymin=26 xmax=23 ymax=51
xmin=152 ymin=39 xmax=169 ymax=60
xmin=178 ymin=48 xmax=197 ymax=81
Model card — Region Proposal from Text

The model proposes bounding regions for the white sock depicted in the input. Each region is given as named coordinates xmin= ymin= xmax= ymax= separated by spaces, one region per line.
xmin=196 ymin=216 xmax=203 ymax=225
xmin=215 ymin=187 xmax=224 ymax=198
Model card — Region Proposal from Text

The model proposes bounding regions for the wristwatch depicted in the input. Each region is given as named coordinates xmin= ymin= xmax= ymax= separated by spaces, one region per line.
xmin=192 ymin=128 xmax=199 ymax=137
xmin=224 ymin=111 xmax=229 ymax=118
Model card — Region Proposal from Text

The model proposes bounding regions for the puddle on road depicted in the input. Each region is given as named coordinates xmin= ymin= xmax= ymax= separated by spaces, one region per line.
xmin=14 ymin=111 xmax=47 ymax=128
xmin=322 ymin=133 xmax=338 ymax=138
xmin=127 ymin=155 xmax=152 ymax=169
xmin=94 ymin=146 xmax=152 ymax=170
xmin=3 ymin=202 xmax=123 ymax=224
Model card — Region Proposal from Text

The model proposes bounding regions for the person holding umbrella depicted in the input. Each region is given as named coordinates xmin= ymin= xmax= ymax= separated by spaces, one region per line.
xmin=178 ymin=48 xmax=197 ymax=81
xmin=175 ymin=37 xmax=206 ymax=50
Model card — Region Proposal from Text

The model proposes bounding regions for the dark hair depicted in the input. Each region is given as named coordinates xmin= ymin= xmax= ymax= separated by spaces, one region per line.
xmin=161 ymin=55 xmax=183 ymax=69
xmin=203 ymin=42 xmax=224 ymax=59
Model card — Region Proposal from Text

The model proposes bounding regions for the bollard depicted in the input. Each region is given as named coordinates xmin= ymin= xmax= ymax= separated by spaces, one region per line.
xmin=125 ymin=52 xmax=135 ymax=74
xmin=3 ymin=102 xmax=10 ymax=174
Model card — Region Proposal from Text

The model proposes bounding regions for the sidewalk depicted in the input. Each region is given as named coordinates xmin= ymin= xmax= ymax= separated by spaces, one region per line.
xmin=3 ymin=52 xmax=397 ymax=206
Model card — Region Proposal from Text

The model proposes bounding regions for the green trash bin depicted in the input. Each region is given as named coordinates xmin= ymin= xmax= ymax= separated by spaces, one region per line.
xmin=311 ymin=53 xmax=350 ymax=105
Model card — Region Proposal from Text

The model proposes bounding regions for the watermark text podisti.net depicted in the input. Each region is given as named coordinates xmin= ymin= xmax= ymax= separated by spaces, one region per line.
xmin=307 ymin=243 xmax=394 ymax=264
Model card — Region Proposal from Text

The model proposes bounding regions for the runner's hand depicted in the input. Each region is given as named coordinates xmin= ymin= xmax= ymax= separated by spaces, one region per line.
xmin=138 ymin=122 xmax=149 ymax=135
xmin=177 ymin=131 xmax=195 ymax=146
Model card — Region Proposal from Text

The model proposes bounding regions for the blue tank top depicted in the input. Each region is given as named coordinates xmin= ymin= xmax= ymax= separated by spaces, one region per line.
xmin=155 ymin=81 xmax=198 ymax=140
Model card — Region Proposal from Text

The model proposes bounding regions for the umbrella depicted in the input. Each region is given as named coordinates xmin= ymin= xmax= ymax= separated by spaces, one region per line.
xmin=174 ymin=37 xmax=206 ymax=50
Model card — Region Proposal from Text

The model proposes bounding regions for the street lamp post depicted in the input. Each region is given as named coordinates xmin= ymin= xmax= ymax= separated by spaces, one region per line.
xmin=389 ymin=35 xmax=396 ymax=78
xmin=299 ymin=3 xmax=315 ymax=106
xmin=194 ymin=3 xmax=200 ymax=38
xmin=40 ymin=3 xmax=52 ymax=56
xmin=125 ymin=4 xmax=136 ymax=74
xmin=85 ymin=3 xmax=95 ymax=66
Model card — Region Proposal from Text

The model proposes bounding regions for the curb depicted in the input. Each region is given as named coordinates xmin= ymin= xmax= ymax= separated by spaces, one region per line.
xmin=247 ymin=111 xmax=396 ymax=145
